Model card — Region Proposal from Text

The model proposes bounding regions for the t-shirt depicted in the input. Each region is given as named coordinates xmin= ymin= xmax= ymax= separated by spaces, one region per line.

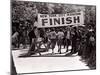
xmin=57 ymin=31 xmax=64 ymax=39
xmin=49 ymin=31 xmax=56 ymax=39
xmin=34 ymin=29 xmax=40 ymax=38
xmin=90 ymin=36 xmax=95 ymax=41
xmin=64 ymin=30 xmax=70 ymax=39
xmin=12 ymin=32 xmax=19 ymax=39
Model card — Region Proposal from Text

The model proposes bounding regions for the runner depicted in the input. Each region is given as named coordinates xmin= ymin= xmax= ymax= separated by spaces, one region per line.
xmin=49 ymin=28 xmax=57 ymax=54
xmin=64 ymin=26 xmax=71 ymax=52
xmin=70 ymin=27 xmax=78 ymax=54
xmin=57 ymin=29 xmax=64 ymax=54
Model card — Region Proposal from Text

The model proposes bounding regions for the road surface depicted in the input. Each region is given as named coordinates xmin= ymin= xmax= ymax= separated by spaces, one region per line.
xmin=12 ymin=45 xmax=89 ymax=74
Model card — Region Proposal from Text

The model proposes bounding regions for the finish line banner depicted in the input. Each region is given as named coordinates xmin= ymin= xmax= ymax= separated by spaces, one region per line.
xmin=37 ymin=11 xmax=84 ymax=28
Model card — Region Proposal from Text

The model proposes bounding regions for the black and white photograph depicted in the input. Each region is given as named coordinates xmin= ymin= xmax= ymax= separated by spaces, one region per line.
xmin=11 ymin=0 xmax=96 ymax=75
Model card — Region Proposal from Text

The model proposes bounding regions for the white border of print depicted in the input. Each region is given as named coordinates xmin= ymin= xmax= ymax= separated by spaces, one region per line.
xmin=0 ymin=0 xmax=100 ymax=75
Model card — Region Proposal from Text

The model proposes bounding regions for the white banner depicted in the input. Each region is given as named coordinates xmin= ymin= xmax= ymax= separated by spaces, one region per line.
xmin=37 ymin=11 xmax=84 ymax=28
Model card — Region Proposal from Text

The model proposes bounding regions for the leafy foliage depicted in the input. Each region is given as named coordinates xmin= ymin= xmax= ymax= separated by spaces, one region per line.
xmin=12 ymin=1 xmax=96 ymax=28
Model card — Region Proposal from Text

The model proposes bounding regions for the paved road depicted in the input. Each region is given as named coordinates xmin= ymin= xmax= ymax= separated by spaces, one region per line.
xmin=12 ymin=45 xmax=89 ymax=74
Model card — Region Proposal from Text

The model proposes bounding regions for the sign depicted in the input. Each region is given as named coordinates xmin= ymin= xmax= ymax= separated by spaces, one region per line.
xmin=37 ymin=11 xmax=84 ymax=28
